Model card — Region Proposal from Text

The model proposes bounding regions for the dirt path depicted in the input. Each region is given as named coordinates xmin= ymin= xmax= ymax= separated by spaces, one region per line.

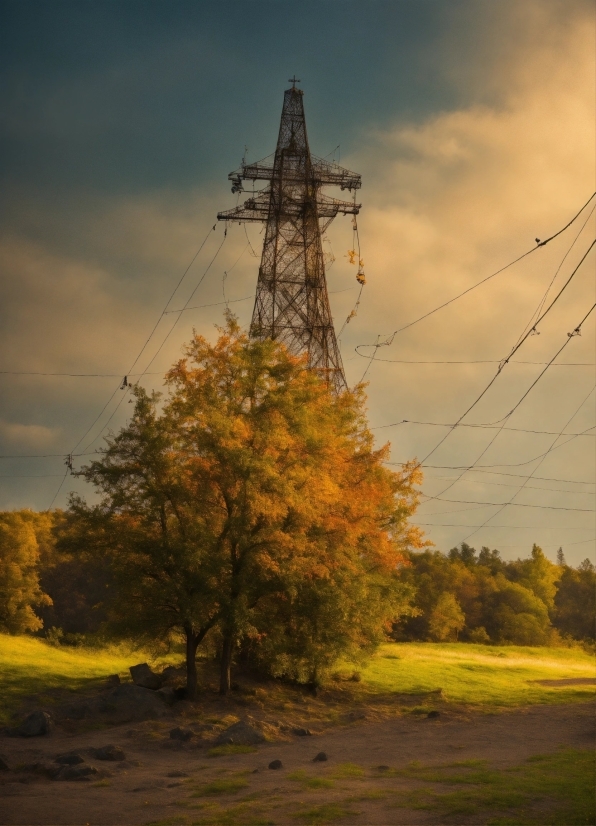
xmin=1 ymin=701 xmax=594 ymax=825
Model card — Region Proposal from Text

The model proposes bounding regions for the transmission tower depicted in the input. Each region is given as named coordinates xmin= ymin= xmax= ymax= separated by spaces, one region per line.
xmin=217 ymin=79 xmax=361 ymax=392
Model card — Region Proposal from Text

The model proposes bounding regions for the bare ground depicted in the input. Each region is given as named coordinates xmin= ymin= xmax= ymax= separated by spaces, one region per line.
xmin=1 ymin=698 xmax=594 ymax=826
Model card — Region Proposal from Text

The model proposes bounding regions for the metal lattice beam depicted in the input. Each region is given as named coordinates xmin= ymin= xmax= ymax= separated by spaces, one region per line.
xmin=217 ymin=83 xmax=361 ymax=392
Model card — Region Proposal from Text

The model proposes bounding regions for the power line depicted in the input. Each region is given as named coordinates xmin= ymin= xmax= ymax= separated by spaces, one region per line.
xmin=412 ymin=522 xmax=593 ymax=530
xmin=445 ymin=469 xmax=595 ymax=486
xmin=386 ymin=423 xmax=596 ymax=471
xmin=419 ymin=240 xmax=595 ymax=464
xmin=41 ymin=225 xmax=223 ymax=507
xmin=419 ymin=495 xmax=594 ymax=513
xmin=358 ymin=358 xmax=594 ymax=366
xmin=75 ymin=230 xmax=230 ymax=458
xmin=458 ymin=385 xmax=596 ymax=544
xmin=373 ymin=419 xmax=596 ymax=437
xmin=424 ymin=476 xmax=595 ymax=496
xmin=356 ymin=192 xmax=596 ymax=372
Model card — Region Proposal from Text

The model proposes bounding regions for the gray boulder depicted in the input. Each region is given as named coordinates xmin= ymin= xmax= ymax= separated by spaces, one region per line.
xmin=157 ymin=686 xmax=177 ymax=705
xmin=313 ymin=752 xmax=328 ymax=762
xmin=54 ymin=763 xmax=98 ymax=781
xmin=169 ymin=727 xmax=193 ymax=742
xmin=214 ymin=721 xmax=265 ymax=747
xmin=13 ymin=710 xmax=54 ymax=737
xmin=129 ymin=663 xmax=162 ymax=690
xmin=55 ymin=752 xmax=85 ymax=766
xmin=160 ymin=665 xmax=185 ymax=682
xmin=89 ymin=745 xmax=125 ymax=761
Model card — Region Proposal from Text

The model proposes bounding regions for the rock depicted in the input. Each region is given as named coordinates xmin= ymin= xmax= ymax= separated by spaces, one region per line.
xmin=268 ymin=759 xmax=283 ymax=770
xmin=104 ymin=674 xmax=121 ymax=687
xmin=23 ymin=761 xmax=60 ymax=778
xmin=167 ymin=770 xmax=189 ymax=778
xmin=0 ymin=754 xmax=9 ymax=771
xmin=13 ymin=710 xmax=54 ymax=737
xmin=54 ymin=763 xmax=98 ymax=781
xmin=99 ymin=683 xmax=170 ymax=722
xmin=129 ymin=663 xmax=163 ymax=690
xmin=89 ymin=745 xmax=126 ymax=761
xmin=376 ymin=765 xmax=390 ymax=772
xmin=313 ymin=752 xmax=328 ymax=762
xmin=161 ymin=665 xmax=185 ymax=682
xmin=55 ymin=752 xmax=85 ymax=766
xmin=157 ymin=686 xmax=177 ymax=705
xmin=174 ymin=687 xmax=187 ymax=700
xmin=427 ymin=710 xmax=440 ymax=719
xmin=214 ymin=721 xmax=265 ymax=747
xmin=169 ymin=727 xmax=194 ymax=742
xmin=292 ymin=727 xmax=312 ymax=736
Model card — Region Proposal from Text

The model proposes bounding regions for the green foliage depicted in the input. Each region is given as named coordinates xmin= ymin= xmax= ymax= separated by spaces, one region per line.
xmin=395 ymin=542 xmax=592 ymax=645
xmin=428 ymin=592 xmax=465 ymax=641
xmin=553 ymin=560 xmax=595 ymax=641
xmin=0 ymin=511 xmax=52 ymax=634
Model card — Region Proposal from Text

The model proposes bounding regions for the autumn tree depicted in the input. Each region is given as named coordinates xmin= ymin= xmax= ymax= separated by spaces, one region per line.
xmin=62 ymin=316 xmax=425 ymax=696
xmin=0 ymin=511 xmax=52 ymax=634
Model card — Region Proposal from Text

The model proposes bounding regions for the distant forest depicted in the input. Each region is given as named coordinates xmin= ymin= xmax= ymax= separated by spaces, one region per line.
xmin=1 ymin=509 xmax=593 ymax=649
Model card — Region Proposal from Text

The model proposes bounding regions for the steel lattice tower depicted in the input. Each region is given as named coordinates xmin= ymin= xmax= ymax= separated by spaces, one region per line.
xmin=217 ymin=79 xmax=361 ymax=392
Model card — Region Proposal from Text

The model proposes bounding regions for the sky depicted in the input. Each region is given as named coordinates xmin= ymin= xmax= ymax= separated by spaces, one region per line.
xmin=0 ymin=0 xmax=594 ymax=565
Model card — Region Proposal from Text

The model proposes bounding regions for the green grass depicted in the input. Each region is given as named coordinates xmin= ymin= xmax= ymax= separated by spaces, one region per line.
xmin=0 ymin=633 xmax=176 ymax=724
xmin=1 ymin=635 xmax=594 ymax=728
xmin=330 ymin=763 xmax=365 ymax=779
xmin=360 ymin=642 xmax=596 ymax=708
xmin=293 ymin=803 xmax=360 ymax=824
xmin=207 ymin=745 xmax=258 ymax=758
xmin=191 ymin=778 xmax=249 ymax=797
xmin=287 ymin=769 xmax=335 ymax=789
xmin=388 ymin=748 xmax=595 ymax=824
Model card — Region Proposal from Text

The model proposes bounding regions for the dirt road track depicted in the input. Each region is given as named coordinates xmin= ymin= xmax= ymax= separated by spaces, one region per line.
xmin=1 ymin=701 xmax=594 ymax=825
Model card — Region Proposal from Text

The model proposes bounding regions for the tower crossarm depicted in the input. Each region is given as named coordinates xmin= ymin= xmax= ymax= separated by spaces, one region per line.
xmin=310 ymin=156 xmax=361 ymax=190
xmin=316 ymin=193 xmax=361 ymax=217
xmin=227 ymin=155 xmax=360 ymax=192
xmin=217 ymin=190 xmax=360 ymax=224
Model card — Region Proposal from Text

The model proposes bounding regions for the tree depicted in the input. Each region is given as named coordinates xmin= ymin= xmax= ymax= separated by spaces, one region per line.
xmin=485 ymin=575 xmax=552 ymax=645
xmin=507 ymin=544 xmax=559 ymax=612
xmin=63 ymin=316 xmax=425 ymax=696
xmin=428 ymin=592 xmax=465 ymax=641
xmin=553 ymin=559 xmax=595 ymax=641
xmin=0 ymin=511 xmax=52 ymax=634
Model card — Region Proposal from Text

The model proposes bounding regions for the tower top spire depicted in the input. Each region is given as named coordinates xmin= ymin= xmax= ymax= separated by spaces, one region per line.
xmin=288 ymin=75 xmax=300 ymax=88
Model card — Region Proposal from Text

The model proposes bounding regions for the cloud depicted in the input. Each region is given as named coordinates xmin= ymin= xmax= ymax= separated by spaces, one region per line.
xmin=331 ymin=0 xmax=595 ymax=560
xmin=0 ymin=419 xmax=60 ymax=450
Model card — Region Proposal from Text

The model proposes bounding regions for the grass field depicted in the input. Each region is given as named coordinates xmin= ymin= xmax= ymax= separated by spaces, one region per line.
xmin=359 ymin=642 xmax=596 ymax=708
xmin=0 ymin=633 xmax=179 ymax=724
xmin=0 ymin=634 xmax=595 ymax=725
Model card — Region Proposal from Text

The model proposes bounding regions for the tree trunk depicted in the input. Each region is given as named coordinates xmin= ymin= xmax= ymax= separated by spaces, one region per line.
xmin=185 ymin=628 xmax=199 ymax=700
xmin=219 ymin=634 xmax=233 ymax=695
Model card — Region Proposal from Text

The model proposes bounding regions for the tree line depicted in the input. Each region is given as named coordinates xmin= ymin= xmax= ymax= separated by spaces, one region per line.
xmin=0 ymin=318 xmax=594 ymax=697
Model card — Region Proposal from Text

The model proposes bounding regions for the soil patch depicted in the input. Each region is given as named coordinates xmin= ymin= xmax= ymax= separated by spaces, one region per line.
xmin=1 ymin=700 xmax=594 ymax=825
